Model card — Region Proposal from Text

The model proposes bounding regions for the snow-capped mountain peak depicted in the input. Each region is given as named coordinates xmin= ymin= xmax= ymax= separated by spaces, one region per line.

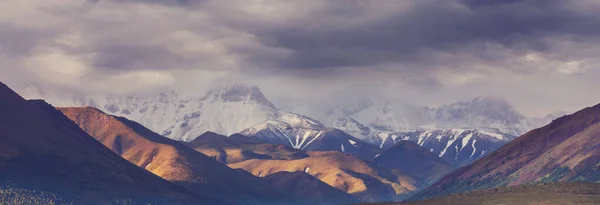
xmin=278 ymin=113 xmax=325 ymax=128
xmin=201 ymin=83 xmax=276 ymax=108
xmin=21 ymin=82 xmax=281 ymax=142
xmin=240 ymin=114 xmax=380 ymax=160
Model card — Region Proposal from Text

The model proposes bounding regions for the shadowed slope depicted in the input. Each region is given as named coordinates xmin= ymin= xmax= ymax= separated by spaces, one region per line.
xmin=413 ymin=103 xmax=600 ymax=200
xmin=0 ymin=82 xmax=220 ymax=204
xmin=263 ymin=171 xmax=360 ymax=205
xmin=374 ymin=141 xmax=456 ymax=184
xmin=59 ymin=107 xmax=295 ymax=205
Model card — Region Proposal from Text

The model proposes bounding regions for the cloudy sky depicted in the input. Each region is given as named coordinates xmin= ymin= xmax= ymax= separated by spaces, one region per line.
xmin=1 ymin=0 xmax=600 ymax=116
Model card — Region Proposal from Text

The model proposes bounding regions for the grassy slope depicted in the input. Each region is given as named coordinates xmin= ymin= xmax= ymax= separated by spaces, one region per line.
xmin=365 ymin=182 xmax=600 ymax=205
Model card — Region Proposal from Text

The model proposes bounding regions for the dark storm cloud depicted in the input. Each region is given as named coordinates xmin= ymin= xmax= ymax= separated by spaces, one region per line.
xmin=92 ymin=44 xmax=184 ymax=70
xmin=0 ymin=23 xmax=60 ymax=57
xmin=228 ymin=0 xmax=600 ymax=71
xmin=2 ymin=0 xmax=600 ymax=116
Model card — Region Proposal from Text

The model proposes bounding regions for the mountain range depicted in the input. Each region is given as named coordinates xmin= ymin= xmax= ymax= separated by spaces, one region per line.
xmin=58 ymin=107 xmax=295 ymax=205
xmin=2 ymin=80 xmax=599 ymax=204
xmin=21 ymin=83 xmax=558 ymax=167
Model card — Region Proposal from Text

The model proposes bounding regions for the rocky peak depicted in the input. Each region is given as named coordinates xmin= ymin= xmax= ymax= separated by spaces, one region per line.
xmin=202 ymin=83 xmax=276 ymax=108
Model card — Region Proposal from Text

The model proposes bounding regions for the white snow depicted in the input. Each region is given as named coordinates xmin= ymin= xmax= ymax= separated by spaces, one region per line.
xmin=240 ymin=113 xmax=331 ymax=151
xmin=469 ymin=139 xmax=478 ymax=158
xmin=298 ymin=130 xmax=311 ymax=148
xmin=461 ymin=133 xmax=474 ymax=151
xmin=478 ymin=130 xmax=507 ymax=140
xmin=348 ymin=139 xmax=357 ymax=146
xmin=438 ymin=129 xmax=464 ymax=157
xmin=454 ymin=144 xmax=459 ymax=160
xmin=379 ymin=136 xmax=387 ymax=148
xmin=301 ymin=131 xmax=323 ymax=150
xmin=145 ymin=157 xmax=155 ymax=169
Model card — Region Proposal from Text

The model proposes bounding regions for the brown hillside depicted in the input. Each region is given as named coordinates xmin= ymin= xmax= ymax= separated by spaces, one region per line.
xmin=228 ymin=151 xmax=425 ymax=202
xmin=59 ymin=107 xmax=295 ymax=205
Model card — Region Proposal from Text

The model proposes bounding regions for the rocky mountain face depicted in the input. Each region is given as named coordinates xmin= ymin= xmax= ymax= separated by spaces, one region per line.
xmin=58 ymin=107 xmax=296 ymax=205
xmin=329 ymin=115 xmax=515 ymax=167
xmin=0 ymin=82 xmax=220 ymax=204
xmin=373 ymin=141 xmax=457 ymax=184
xmin=240 ymin=113 xmax=380 ymax=160
xmin=379 ymin=129 xmax=516 ymax=167
xmin=413 ymin=103 xmax=600 ymax=200
xmin=24 ymin=83 xmax=280 ymax=142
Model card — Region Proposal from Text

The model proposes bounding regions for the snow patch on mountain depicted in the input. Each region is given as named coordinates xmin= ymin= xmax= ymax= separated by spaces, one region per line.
xmin=376 ymin=129 xmax=516 ymax=167
xmin=240 ymin=113 xmax=380 ymax=160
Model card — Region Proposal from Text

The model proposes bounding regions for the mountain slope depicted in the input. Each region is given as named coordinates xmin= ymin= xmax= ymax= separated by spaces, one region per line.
xmin=373 ymin=141 xmax=456 ymax=184
xmin=59 ymin=107 xmax=295 ymax=205
xmin=263 ymin=171 xmax=360 ymax=205
xmin=0 ymin=82 xmax=220 ymax=204
xmin=228 ymin=151 xmax=425 ymax=202
xmin=376 ymin=129 xmax=515 ymax=167
xmin=187 ymin=131 xmax=308 ymax=164
xmin=240 ymin=113 xmax=380 ymax=160
xmin=413 ymin=103 xmax=600 ymax=200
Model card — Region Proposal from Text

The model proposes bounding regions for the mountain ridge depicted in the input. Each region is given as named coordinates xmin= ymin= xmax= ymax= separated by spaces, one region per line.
xmin=412 ymin=102 xmax=600 ymax=200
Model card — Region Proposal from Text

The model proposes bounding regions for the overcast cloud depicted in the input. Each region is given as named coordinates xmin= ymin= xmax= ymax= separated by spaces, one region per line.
xmin=1 ymin=0 xmax=600 ymax=116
